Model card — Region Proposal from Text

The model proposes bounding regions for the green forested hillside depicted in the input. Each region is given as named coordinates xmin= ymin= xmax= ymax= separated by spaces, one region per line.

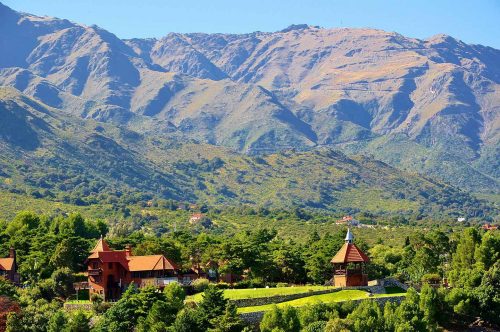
xmin=0 ymin=88 xmax=496 ymax=220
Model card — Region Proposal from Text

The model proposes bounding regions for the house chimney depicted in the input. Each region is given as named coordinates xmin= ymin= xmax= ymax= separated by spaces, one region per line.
xmin=9 ymin=247 xmax=16 ymax=259
xmin=125 ymin=245 xmax=132 ymax=257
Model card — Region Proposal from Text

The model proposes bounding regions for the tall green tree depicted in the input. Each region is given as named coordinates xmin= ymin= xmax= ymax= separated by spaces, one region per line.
xmin=65 ymin=311 xmax=89 ymax=332
xmin=171 ymin=308 xmax=205 ymax=332
xmin=47 ymin=310 xmax=67 ymax=332
xmin=395 ymin=288 xmax=426 ymax=332
xmin=260 ymin=305 xmax=300 ymax=332
xmin=209 ymin=302 xmax=244 ymax=332
xmin=198 ymin=285 xmax=228 ymax=325
xmin=419 ymin=284 xmax=439 ymax=331
xmin=136 ymin=301 xmax=171 ymax=332
xmin=347 ymin=300 xmax=383 ymax=332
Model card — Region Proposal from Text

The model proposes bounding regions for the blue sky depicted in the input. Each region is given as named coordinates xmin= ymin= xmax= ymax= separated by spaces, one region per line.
xmin=3 ymin=0 xmax=500 ymax=48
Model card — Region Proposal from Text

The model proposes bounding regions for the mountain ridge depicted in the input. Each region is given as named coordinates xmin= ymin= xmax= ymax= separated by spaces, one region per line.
xmin=0 ymin=3 xmax=498 ymax=196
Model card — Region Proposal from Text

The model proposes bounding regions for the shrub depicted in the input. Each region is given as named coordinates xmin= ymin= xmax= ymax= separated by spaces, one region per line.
xmin=303 ymin=320 xmax=327 ymax=332
xmin=234 ymin=278 xmax=265 ymax=289
xmin=421 ymin=273 xmax=441 ymax=285
xmin=276 ymin=282 xmax=288 ymax=288
xmin=260 ymin=305 xmax=300 ymax=332
xmin=234 ymin=280 xmax=252 ymax=289
xmin=0 ymin=277 xmax=17 ymax=298
xmin=215 ymin=282 xmax=231 ymax=289
xmin=192 ymin=278 xmax=210 ymax=293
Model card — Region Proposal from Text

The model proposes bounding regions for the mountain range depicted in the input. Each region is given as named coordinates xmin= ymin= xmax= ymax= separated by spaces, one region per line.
xmin=0 ymin=3 xmax=498 ymax=217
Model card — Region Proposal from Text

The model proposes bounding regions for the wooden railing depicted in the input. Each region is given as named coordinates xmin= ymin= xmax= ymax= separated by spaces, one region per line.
xmin=88 ymin=269 xmax=102 ymax=276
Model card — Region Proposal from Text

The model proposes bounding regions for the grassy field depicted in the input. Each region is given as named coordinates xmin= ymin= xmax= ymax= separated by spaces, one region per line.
xmin=237 ymin=289 xmax=406 ymax=313
xmin=187 ymin=285 xmax=335 ymax=302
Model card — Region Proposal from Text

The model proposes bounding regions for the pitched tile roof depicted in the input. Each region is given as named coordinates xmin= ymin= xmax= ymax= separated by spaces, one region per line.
xmin=128 ymin=255 xmax=179 ymax=272
xmin=331 ymin=243 xmax=370 ymax=264
xmin=0 ymin=258 xmax=15 ymax=271
xmin=86 ymin=238 xmax=179 ymax=272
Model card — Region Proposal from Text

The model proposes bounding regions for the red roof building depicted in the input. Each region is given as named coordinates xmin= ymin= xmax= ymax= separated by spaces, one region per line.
xmin=331 ymin=229 xmax=370 ymax=287
xmin=189 ymin=213 xmax=205 ymax=224
xmin=86 ymin=237 xmax=192 ymax=301
xmin=0 ymin=248 xmax=19 ymax=284
xmin=482 ymin=224 xmax=498 ymax=231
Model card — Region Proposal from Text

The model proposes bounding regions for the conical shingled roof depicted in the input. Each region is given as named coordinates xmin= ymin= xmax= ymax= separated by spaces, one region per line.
xmin=88 ymin=237 xmax=112 ymax=259
xmin=331 ymin=229 xmax=369 ymax=264
xmin=331 ymin=243 xmax=370 ymax=263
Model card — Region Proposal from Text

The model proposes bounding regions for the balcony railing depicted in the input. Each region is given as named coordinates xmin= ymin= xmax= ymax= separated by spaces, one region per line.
xmin=334 ymin=269 xmax=364 ymax=276
xmin=140 ymin=277 xmax=179 ymax=288
xmin=88 ymin=269 xmax=102 ymax=276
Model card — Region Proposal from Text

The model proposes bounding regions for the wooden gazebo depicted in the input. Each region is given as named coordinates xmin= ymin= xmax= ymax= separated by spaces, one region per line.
xmin=331 ymin=229 xmax=370 ymax=287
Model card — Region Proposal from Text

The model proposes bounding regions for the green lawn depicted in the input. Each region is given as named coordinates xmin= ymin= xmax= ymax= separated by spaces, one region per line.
xmin=188 ymin=285 xmax=335 ymax=302
xmin=237 ymin=290 xmax=406 ymax=313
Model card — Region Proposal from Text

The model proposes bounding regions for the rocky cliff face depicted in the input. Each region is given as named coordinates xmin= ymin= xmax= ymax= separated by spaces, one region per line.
xmin=0 ymin=3 xmax=498 ymax=193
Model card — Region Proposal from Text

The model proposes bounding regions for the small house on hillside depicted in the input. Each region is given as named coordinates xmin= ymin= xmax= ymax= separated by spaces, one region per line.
xmin=482 ymin=223 xmax=498 ymax=231
xmin=335 ymin=216 xmax=360 ymax=227
xmin=189 ymin=213 xmax=212 ymax=228
xmin=189 ymin=213 xmax=205 ymax=224
xmin=0 ymin=248 xmax=19 ymax=284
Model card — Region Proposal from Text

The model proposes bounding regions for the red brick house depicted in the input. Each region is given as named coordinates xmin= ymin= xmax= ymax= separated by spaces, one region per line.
xmin=0 ymin=248 xmax=19 ymax=284
xmin=331 ymin=229 xmax=370 ymax=287
xmin=86 ymin=238 xmax=194 ymax=301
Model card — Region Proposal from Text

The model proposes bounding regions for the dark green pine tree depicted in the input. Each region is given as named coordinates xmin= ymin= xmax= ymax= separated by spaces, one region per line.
xmin=47 ymin=310 xmax=67 ymax=332
xmin=209 ymin=302 xmax=244 ymax=332
xmin=66 ymin=311 xmax=90 ymax=332
xmin=171 ymin=308 xmax=205 ymax=332
xmin=136 ymin=301 xmax=170 ymax=332
xmin=198 ymin=285 xmax=228 ymax=324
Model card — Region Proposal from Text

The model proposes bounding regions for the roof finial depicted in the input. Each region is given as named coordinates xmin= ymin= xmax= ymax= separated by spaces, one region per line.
xmin=345 ymin=228 xmax=354 ymax=244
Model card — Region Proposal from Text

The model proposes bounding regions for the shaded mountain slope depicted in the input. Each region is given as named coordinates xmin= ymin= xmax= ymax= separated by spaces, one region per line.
xmin=0 ymin=87 xmax=494 ymax=218
xmin=0 ymin=3 xmax=498 ymax=194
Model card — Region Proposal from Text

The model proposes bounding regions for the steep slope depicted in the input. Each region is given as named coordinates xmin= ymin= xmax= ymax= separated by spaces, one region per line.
xmin=129 ymin=71 xmax=316 ymax=152
xmin=141 ymin=26 xmax=500 ymax=192
xmin=0 ymin=87 xmax=493 ymax=218
xmin=0 ymin=87 xmax=186 ymax=203
xmin=0 ymin=3 xmax=498 ymax=194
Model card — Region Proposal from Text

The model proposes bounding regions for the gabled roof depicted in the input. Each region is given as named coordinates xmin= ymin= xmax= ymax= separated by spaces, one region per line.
xmin=86 ymin=238 xmax=179 ymax=272
xmin=0 ymin=258 xmax=15 ymax=271
xmin=128 ymin=255 xmax=179 ymax=272
xmin=331 ymin=243 xmax=370 ymax=264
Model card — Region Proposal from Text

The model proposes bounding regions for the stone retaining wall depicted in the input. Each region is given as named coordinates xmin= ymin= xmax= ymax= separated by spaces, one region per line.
xmin=231 ymin=288 xmax=340 ymax=308
xmin=64 ymin=303 xmax=94 ymax=312
xmin=239 ymin=295 xmax=406 ymax=325
xmin=383 ymin=278 xmax=409 ymax=290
